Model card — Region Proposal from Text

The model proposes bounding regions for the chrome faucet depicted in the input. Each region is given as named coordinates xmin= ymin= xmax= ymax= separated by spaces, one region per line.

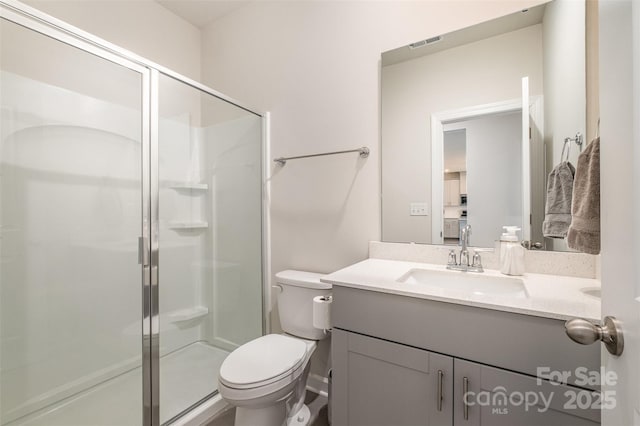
xmin=460 ymin=224 xmax=471 ymax=264
xmin=446 ymin=224 xmax=484 ymax=272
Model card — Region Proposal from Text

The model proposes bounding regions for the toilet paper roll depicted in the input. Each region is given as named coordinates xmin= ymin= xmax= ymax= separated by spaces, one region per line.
xmin=312 ymin=295 xmax=332 ymax=330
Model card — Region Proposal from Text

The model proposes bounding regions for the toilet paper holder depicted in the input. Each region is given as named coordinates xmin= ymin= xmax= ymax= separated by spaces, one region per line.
xmin=313 ymin=295 xmax=333 ymax=333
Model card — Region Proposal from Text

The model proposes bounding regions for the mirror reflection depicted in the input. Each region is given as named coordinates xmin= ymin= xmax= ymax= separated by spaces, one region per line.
xmin=381 ymin=0 xmax=585 ymax=251
xmin=442 ymin=128 xmax=467 ymax=246
xmin=442 ymin=111 xmax=523 ymax=247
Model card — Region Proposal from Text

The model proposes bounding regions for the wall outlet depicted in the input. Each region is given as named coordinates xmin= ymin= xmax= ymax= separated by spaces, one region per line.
xmin=410 ymin=202 xmax=428 ymax=216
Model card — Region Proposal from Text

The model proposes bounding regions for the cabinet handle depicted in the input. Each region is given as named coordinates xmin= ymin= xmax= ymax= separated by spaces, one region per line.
xmin=463 ymin=376 xmax=469 ymax=420
xmin=437 ymin=370 xmax=444 ymax=411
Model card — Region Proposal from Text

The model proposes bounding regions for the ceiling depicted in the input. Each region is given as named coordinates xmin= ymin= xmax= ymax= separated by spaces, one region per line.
xmin=382 ymin=2 xmax=546 ymax=67
xmin=156 ymin=0 xmax=250 ymax=28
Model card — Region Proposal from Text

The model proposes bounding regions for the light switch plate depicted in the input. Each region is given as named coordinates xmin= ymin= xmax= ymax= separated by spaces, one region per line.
xmin=410 ymin=202 xmax=428 ymax=216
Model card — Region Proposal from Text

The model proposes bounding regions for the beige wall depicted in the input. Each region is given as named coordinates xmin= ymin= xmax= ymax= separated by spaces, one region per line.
xmin=585 ymin=0 xmax=599 ymax=143
xmin=543 ymin=0 xmax=586 ymax=168
xmin=542 ymin=0 xmax=586 ymax=251
xmin=200 ymin=0 xmax=547 ymax=285
xmin=22 ymin=0 xmax=201 ymax=80
xmin=382 ymin=24 xmax=543 ymax=243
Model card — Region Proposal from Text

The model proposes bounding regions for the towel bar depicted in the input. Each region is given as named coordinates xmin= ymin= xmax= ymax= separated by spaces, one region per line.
xmin=274 ymin=147 xmax=370 ymax=166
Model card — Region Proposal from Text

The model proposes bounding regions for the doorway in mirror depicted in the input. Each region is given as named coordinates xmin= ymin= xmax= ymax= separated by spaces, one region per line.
xmin=431 ymin=93 xmax=543 ymax=248
xmin=443 ymin=129 xmax=466 ymax=245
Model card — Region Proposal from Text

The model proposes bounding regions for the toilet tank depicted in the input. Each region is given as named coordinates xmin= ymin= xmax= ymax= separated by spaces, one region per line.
xmin=275 ymin=270 xmax=332 ymax=340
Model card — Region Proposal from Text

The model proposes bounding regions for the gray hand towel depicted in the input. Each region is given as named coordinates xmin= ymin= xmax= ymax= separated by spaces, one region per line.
xmin=567 ymin=137 xmax=600 ymax=254
xmin=543 ymin=161 xmax=575 ymax=238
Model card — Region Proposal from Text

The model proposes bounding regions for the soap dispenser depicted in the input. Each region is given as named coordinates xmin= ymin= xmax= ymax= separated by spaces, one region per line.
xmin=500 ymin=226 xmax=525 ymax=276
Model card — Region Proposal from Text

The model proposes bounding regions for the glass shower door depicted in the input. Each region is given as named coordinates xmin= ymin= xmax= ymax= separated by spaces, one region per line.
xmin=1 ymin=15 xmax=147 ymax=426
xmin=156 ymin=73 xmax=264 ymax=423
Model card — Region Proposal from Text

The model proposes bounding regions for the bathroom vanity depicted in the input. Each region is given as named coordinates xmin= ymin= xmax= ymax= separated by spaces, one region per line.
xmin=324 ymin=258 xmax=601 ymax=426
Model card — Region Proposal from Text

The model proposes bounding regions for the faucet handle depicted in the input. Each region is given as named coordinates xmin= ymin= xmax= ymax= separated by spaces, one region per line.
xmin=472 ymin=251 xmax=483 ymax=268
xmin=460 ymin=250 xmax=469 ymax=267
xmin=447 ymin=250 xmax=457 ymax=266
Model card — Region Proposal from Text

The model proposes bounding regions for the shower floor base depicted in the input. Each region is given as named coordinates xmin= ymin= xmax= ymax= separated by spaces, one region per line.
xmin=11 ymin=342 xmax=229 ymax=426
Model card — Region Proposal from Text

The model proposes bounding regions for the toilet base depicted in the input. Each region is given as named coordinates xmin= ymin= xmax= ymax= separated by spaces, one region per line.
xmin=234 ymin=402 xmax=311 ymax=426
xmin=235 ymin=401 xmax=286 ymax=426
xmin=287 ymin=404 xmax=311 ymax=426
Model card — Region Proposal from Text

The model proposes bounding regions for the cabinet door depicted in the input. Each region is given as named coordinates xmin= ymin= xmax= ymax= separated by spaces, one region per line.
xmin=332 ymin=329 xmax=453 ymax=426
xmin=444 ymin=220 xmax=459 ymax=238
xmin=453 ymin=359 xmax=600 ymax=426
xmin=450 ymin=180 xmax=460 ymax=205
xmin=444 ymin=180 xmax=461 ymax=206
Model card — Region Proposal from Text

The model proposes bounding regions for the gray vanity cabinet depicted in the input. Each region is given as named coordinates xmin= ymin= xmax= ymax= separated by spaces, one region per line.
xmin=454 ymin=359 xmax=600 ymax=426
xmin=332 ymin=329 xmax=453 ymax=426
xmin=330 ymin=286 xmax=601 ymax=426
xmin=333 ymin=329 xmax=600 ymax=426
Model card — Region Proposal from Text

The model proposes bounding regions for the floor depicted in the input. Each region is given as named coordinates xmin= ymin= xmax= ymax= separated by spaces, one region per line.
xmin=207 ymin=392 xmax=329 ymax=426
xmin=9 ymin=342 xmax=229 ymax=426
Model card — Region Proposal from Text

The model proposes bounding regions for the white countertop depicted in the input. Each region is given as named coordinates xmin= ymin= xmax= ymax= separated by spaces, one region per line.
xmin=322 ymin=258 xmax=601 ymax=322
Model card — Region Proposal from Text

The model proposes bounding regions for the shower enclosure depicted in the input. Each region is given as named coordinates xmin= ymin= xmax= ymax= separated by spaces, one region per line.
xmin=0 ymin=2 xmax=266 ymax=425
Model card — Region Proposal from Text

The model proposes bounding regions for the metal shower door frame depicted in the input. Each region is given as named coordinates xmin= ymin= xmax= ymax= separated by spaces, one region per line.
xmin=0 ymin=2 xmax=158 ymax=424
xmin=0 ymin=1 xmax=268 ymax=425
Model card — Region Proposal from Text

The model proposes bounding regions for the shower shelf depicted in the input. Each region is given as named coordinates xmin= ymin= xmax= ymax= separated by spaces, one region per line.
xmin=169 ymin=306 xmax=209 ymax=323
xmin=168 ymin=221 xmax=208 ymax=230
xmin=168 ymin=182 xmax=208 ymax=190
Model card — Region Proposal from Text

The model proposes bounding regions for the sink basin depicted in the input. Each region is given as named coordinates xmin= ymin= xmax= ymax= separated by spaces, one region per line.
xmin=580 ymin=287 xmax=601 ymax=299
xmin=397 ymin=268 xmax=528 ymax=299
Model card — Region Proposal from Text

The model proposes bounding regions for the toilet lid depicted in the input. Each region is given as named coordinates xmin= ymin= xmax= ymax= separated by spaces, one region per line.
xmin=219 ymin=334 xmax=308 ymax=389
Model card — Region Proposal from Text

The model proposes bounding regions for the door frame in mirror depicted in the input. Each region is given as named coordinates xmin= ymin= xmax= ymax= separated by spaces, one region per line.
xmin=430 ymin=92 xmax=543 ymax=246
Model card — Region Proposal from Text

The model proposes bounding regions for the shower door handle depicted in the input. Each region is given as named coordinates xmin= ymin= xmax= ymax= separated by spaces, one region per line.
xmin=138 ymin=236 xmax=149 ymax=266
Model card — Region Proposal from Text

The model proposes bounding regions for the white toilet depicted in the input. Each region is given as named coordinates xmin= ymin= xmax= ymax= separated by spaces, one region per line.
xmin=218 ymin=270 xmax=332 ymax=426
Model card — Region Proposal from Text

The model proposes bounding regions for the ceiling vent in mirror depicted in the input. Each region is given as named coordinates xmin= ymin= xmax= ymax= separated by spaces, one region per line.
xmin=409 ymin=35 xmax=442 ymax=49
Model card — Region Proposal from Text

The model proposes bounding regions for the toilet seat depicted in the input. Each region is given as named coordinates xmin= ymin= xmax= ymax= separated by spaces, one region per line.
xmin=219 ymin=334 xmax=308 ymax=390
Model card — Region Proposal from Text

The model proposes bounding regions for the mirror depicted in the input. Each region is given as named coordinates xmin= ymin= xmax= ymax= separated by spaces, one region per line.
xmin=381 ymin=0 xmax=586 ymax=251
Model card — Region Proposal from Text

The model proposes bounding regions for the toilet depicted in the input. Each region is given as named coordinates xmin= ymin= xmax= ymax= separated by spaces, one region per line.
xmin=218 ymin=270 xmax=332 ymax=426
